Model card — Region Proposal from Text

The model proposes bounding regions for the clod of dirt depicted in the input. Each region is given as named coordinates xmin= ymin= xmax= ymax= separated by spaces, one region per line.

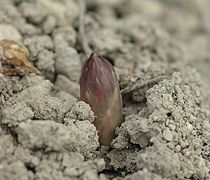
xmin=1 ymin=102 xmax=34 ymax=126
xmin=15 ymin=119 xmax=99 ymax=156
xmin=65 ymin=101 xmax=95 ymax=123
xmin=37 ymin=0 xmax=79 ymax=26
xmin=0 ymin=161 xmax=33 ymax=180
xmin=52 ymin=26 xmax=77 ymax=50
xmin=10 ymin=79 xmax=53 ymax=106
xmin=123 ymin=168 xmax=164 ymax=180
xmin=30 ymin=95 xmax=69 ymax=123
xmin=23 ymin=35 xmax=53 ymax=61
xmin=0 ymin=24 xmax=22 ymax=41
xmin=55 ymin=47 xmax=81 ymax=82
xmin=109 ymin=70 xmax=210 ymax=179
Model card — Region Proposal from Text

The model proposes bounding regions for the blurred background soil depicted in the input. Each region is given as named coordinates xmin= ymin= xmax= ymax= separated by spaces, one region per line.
xmin=0 ymin=0 xmax=210 ymax=180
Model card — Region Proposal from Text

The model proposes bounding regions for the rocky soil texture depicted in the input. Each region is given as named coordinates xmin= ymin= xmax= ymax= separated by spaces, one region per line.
xmin=0 ymin=0 xmax=210 ymax=180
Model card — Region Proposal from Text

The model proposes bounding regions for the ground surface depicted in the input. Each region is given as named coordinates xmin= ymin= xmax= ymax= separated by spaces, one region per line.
xmin=0 ymin=0 xmax=210 ymax=180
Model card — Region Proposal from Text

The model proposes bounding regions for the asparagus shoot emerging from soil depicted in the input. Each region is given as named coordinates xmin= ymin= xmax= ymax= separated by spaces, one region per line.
xmin=80 ymin=53 xmax=123 ymax=145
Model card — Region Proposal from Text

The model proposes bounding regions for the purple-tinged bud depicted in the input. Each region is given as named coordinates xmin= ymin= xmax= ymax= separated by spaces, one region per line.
xmin=80 ymin=53 xmax=123 ymax=145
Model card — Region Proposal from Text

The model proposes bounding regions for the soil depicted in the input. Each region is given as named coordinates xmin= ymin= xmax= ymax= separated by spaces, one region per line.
xmin=0 ymin=0 xmax=210 ymax=180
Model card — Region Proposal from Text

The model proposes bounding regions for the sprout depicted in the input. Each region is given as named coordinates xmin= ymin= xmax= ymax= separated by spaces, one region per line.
xmin=80 ymin=53 xmax=123 ymax=145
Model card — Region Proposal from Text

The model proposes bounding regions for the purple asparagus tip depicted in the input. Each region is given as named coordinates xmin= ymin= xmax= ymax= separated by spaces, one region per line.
xmin=80 ymin=53 xmax=123 ymax=145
